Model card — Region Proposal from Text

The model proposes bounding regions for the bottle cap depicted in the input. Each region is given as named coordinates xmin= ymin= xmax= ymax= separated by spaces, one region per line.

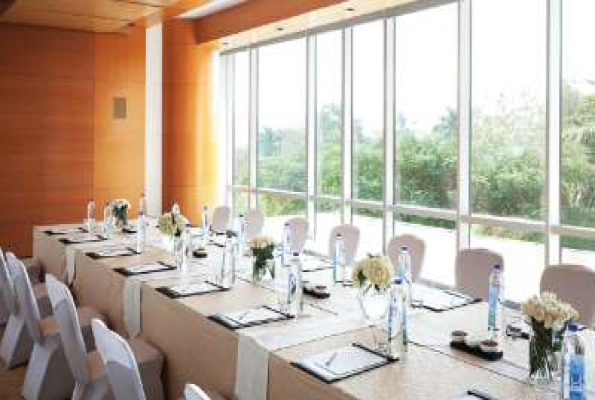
xmin=239 ymin=213 xmax=244 ymax=218
xmin=394 ymin=277 xmax=403 ymax=284
xmin=292 ymin=252 xmax=300 ymax=257
xmin=568 ymin=323 xmax=578 ymax=332
xmin=494 ymin=264 xmax=502 ymax=270
xmin=401 ymin=246 xmax=408 ymax=251
xmin=336 ymin=232 xmax=343 ymax=237
xmin=284 ymin=222 xmax=290 ymax=226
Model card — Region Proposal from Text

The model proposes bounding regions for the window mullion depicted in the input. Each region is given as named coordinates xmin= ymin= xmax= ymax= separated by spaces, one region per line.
xmin=342 ymin=28 xmax=353 ymax=225
xmin=383 ymin=17 xmax=396 ymax=253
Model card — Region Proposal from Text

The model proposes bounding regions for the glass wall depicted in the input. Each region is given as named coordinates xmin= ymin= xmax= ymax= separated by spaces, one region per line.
xmin=224 ymin=0 xmax=595 ymax=302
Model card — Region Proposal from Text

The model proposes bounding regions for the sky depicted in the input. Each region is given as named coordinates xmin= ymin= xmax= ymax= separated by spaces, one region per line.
xmin=232 ymin=0 xmax=595 ymax=139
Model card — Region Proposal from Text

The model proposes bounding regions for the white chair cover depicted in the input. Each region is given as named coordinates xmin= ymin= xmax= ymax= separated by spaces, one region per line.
xmin=212 ymin=206 xmax=232 ymax=233
xmin=541 ymin=264 xmax=595 ymax=328
xmin=455 ymin=248 xmax=504 ymax=300
xmin=244 ymin=209 xmax=264 ymax=241
xmin=46 ymin=275 xmax=90 ymax=385
xmin=287 ymin=217 xmax=308 ymax=254
xmin=328 ymin=224 xmax=360 ymax=266
xmin=92 ymin=318 xmax=147 ymax=400
xmin=0 ymin=249 xmax=17 ymax=315
xmin=387 ymin=234 xmax=426 ymax=282
xmin=184 ymin=383 xmax=211 ymax=400
xmin=6 ymin=253 xmax=43 ymax=345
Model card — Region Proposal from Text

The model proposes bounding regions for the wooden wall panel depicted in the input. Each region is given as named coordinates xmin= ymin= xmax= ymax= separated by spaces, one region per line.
xmin=162 ymin=20 xmax=220 ymax=230
xmin=0 ymin=24 xmax=95 ymax=256
xmin=94 ymin=26 xmax=146 ymax=219
xmin=0 ymin=23 xmax=146 ymax=256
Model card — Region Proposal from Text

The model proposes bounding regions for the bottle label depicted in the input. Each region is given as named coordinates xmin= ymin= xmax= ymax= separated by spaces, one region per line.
xmin=569 ymin=354 xmax=585 ymax=399
xmin=488 ymin=285 xmax=498 ymax=329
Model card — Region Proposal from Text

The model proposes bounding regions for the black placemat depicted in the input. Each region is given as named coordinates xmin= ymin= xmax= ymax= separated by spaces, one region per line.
xmin=121 ymin=226 xmax=137 ymax=234
xmin=114 ymin=261 xmax=177 ymax=277
xmin=156 ymin=280 xmax=230 ymax=299
xmin=45 ymin=227 xmax=86 ymax=236
xmin=208 ymin=305 xmax=293 ymax=330
xmin=450 ymin=341 xmax=503 ymax=361
xmin=86 ymin=247 xmax=140 ymax=259
xmin=292 ymin=342 xmax=398 ymax=384
xmin=59 ymin=235 xmax=107 ymax=245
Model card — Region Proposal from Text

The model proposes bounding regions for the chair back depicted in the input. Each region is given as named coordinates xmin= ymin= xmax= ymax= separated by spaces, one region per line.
xmin=287 ymin=217 xmax=308 ymax=254
xmin=92 ymin=319 xmax=146 ymax=400
xmin=328 ymin=225 xmax=360 ymax=266
xmin=541 ymin=264 xmax=595 ymax=327
xmin=6 ymin=252 xmax=43 ymax=344
xmin=387 ymin=234 xmax=426 ymax=282
xmin=46 ymin=275 xmax=90 ymax=385
xmin=0 ymin=249 xmax=17 ymax=315
xmin=244 ymin=209 xmax=264 ymax=240
xmin=455 ymin=248 xmax=504 ymax=300
xmin=184 ymin=383 xmax=211 ymax=400
xmin=212 ymin=206 xmax=231 ymax=233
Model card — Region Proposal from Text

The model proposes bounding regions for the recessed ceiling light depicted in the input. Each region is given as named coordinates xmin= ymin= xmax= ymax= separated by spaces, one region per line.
xmin=346 ymin=7 xmax=355 ymax=12
xmin=276 ymin=26 xmax=284 ymax=31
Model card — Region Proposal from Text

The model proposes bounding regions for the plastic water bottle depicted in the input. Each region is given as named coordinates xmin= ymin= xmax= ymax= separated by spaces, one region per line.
xmin=202 ymin=205 xmax=210 ymax=233
xmin=237 ymin=213 xmax=246 ymax=255
xmin=219 ymin=234 xmax=237 ymax=287
xmin=139 ymin=193 xmax=147 ymax=216
xmin=397 ymin=247 xmax=413 ymax=306
xmin=281 ymin=222 xmax=291 ymax=267
xmin=102 ymin=202 xmax=112 ymax=237
xmin=136 ymin=208 xmax=146 ymax=253
xmin=386 ymin=277 xmax=407 ymax=357
xmin=85 ymin=199 xmax=96 ymax=231
xmin=171 ymin=200 xmax=181 ymax=217
xmin=289 ymin=252 xmax=304 ymax=316
xmin=332 ymin=233 xmax=345 ymax=285
xmin=561 ymin=323 xmax=586 ymax=400
xmin=487 ymin=264 xmax=504 ymax=337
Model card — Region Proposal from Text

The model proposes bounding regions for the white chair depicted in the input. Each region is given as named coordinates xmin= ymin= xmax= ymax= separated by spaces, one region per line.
xmin=45 ymin=275 xmax=110 ymax=400
xmin=455 ymin=248 xmax=504 ymax=300
xmin=211 ymin=206 xmax=232 ymax=233
xmin=287 ymin=217 xmax=308 ymax=254
xmin=328 ymin=224 xmax=360 ymax=266
xmin=244 ymin=209 xmax=264 ymax=241
xmin=92 ymin=319 xmax=165 ymax=400
xmin=541 ymin=264 xmax=595 ymax=328
xmin=387 ymin=234 xmax=426 ymax=282
xmin=0 ymin=252 xmax=53 ymax=369
xmin=184 ymin=383 xmax=211 ymax=400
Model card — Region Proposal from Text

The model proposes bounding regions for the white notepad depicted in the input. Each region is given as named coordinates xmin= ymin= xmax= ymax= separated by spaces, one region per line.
xmin=125 ymin=262 xmax=171 ymax=275
xmin=168 ymin=282 xmax=217 ymax=296
xmin=225 ymin=307 xmax=282 ymax=325
xmin=311 ymin=346 xmax=386 ymax=376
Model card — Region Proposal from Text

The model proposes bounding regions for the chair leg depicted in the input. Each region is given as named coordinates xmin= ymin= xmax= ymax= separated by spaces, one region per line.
xmin=0 ymin=315 xmax=33 ymax=369
xmin=22 ymin=336 xmax=74 ymax=400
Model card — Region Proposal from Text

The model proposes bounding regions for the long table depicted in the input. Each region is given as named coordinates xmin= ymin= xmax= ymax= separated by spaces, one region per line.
xmin=32 ymin=224 xmax=593 ymax=400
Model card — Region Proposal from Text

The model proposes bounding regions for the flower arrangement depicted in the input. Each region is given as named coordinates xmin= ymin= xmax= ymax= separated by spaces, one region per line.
xmin=110 ymin=199 xmax=131 ymax=227
xmin=522 ymin=292 xmax=579 ymax=381
xmin=158 ymin=212 xmax=188 ymax=238
xmin=249 ymin=235 xmax=276 ymax=281
xmin=352 ymin=255 xmax=393 ymax=292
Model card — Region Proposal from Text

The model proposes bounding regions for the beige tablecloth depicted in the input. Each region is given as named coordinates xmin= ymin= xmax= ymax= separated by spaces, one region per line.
xmin=33 ymin=224 xmax=591 ymax=400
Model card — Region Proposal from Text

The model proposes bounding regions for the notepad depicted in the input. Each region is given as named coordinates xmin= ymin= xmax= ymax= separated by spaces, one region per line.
xmin=94 ymin=247 xmax=136 ymax=257
xmin=61 ymin=233 xmax=104 ymax=244
xmin=168 ymin=282 xmax=219 ymax=296
xmin=122 ymin=262 xmax=175 ymax=275
xmin=45 ymin=228 xmax=84 ymax=235
xmin=225 ymin=306 xmax=284 ymax=326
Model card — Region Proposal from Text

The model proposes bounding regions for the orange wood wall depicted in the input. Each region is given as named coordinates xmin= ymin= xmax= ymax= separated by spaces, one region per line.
xmin=162 ymin=20 xmax=220 ymax=225
xmin=193 ymin=0 xmax=344 ymax=43
xmin=0 ymin=23 xmax=145 ymax=256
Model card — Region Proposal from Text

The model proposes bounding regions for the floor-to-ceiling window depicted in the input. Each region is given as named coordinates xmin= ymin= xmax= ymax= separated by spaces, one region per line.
xmin=223 ymin=0 xmax=595 ymax=303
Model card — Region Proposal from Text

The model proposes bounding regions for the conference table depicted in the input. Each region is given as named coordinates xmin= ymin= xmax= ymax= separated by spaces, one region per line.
xmin=31 ymin=223 xmax=594 ymax=400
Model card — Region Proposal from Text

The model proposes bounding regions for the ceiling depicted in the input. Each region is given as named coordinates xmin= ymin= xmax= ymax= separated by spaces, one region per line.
xmin=0 ymin=0 xmax=181 ymax=33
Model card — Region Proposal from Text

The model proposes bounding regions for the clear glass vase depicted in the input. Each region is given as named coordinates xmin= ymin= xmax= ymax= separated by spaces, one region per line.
xmin=252 ymin=256 xmax=273 ymax=283
xmin=357 ymin=283 xmax=389 ymax=351
xmin=173 ymin=236 xmax=185 ymax=271
xmin=528 ymin=323 xmax=558 ymax=384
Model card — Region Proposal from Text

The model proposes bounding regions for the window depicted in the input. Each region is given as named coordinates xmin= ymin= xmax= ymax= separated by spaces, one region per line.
xmin=352 ymin=21 xmax=384 ymax=201
xmin=471 ymin=0 xmax=546 ymax=221
xmin=258 ymin=194 xmax=306 ymax=240
xmin=313 ymin=200 xmax=342 ymax=256
xmin=352 ymin=208 xmax=383 ymax=258
xmin=394 ymin=4 xmax=457 ymax=210
xmin=257 ymin=39 xmax=307 ymax=192
xmin=316 ymin=31 xmax=342 ymax=197
xmin=561 ymin=0 xmax=595 ymax=231
xmin=233 ymin=51 xmax=250 ymax=186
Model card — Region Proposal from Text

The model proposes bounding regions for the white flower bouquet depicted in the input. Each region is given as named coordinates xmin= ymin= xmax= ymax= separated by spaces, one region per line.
xmin=110 ymin=199 xmax=131 ymax=227
xmin=522 ymin=292 xmax=579 ymax=380
xmin=352 ymin=255 xmax=393 ymax=292
xmin=158 ymin=212 xmax=188 ymax=238
xmin=249 ymin=235 xmax=276 ymax=281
